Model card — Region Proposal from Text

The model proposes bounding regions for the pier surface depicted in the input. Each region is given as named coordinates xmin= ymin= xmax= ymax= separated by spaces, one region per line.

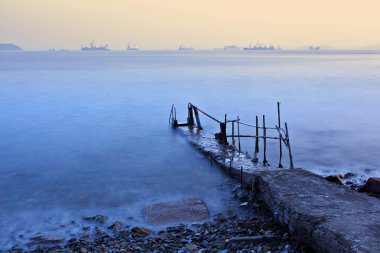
xmin=179 ymin=128 xmax=380 ymax=253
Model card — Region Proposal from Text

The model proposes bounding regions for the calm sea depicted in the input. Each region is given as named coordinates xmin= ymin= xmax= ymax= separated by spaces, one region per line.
xmin=0 ymin=50 xmax=379 ymax=249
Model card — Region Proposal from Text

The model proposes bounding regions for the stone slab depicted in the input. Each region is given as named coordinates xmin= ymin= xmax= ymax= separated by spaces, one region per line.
xmin=143 ymin=198 xmax=209 ymax=225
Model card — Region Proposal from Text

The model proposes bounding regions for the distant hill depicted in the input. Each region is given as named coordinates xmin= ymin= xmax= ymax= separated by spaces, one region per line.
xmin=358 ymin=44 xmax=380 ymax=50
xmin=0 ymin=43 xmax=23 ymax=51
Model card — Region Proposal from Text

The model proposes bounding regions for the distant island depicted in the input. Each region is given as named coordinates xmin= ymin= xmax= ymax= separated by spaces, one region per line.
xmin=0 ymin=43 xmax=22 ymax=51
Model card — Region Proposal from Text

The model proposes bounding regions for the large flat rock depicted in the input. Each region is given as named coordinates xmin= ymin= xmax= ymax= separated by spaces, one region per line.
xmin=178 ymin=127 xmax=380 ymax=253
xmin=143 ymin=198 xmax=209 ymax=225
xmin=313 ymin=212 xmax=380 ymax=252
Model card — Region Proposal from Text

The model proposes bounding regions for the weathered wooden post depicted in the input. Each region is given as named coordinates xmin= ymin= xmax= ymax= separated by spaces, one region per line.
xmin=219 ymin=123 xmax=227 ymax=145
xmin=231 ymin=120 xmax=236 ymax=148
xmin=193 ymin=107 xmax=203 ymax=130
xmin=187 ymin=104 xmax=194 ymax=126
xmin=237 ymin=116 xmax=241 ymax=153
xmin=277 ymin=102 xmax=283 ymax=168
xmin=252 ymin=116 xmax=259 ymax=163
xmin=285 ymin=122 xmax=295 ymax=170
xmin=263 ymin=115 xmax=268 ymax=166
xmin=171 ymin=104 xmax=178 ymax=128
xmin=217 ymin=114 xmax=228 ymax=145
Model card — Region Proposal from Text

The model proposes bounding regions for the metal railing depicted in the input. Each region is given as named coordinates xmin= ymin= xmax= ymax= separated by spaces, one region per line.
xmin=169 ymin=102 xmax=294 ymax=170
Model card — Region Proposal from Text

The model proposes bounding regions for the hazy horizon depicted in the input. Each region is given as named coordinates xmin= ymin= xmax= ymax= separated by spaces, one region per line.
xmin=1 ymin=0 xmax=380 ymax=50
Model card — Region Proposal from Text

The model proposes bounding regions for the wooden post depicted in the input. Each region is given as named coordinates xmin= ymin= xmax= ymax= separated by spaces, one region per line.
xmin=187 ymin=104 xmax=194 ymax=126
xmin=253 ymin=116 xmax=259 ymax=163
xmin=170 ymin=105 xmax=178 ymax=128
xmin=193 ymin=108 xmax=203 ymax=130
xmin=220 ymin=123 xmax=226 ymax=144
xmin=231 ymin=120 xmax=236 ymax=148
xmin=219 ymin=115 xmax=228 ymax=145
xmin=263 ymin=115 xmax=268 ymax=166
xmin=237 ymin=116 xmax=241 ymax=153
xmin=277 ymin=102 xmax=283 ymax=168
xmin=222 ymin=114 xmax=228 ymax=145
xmin=285 ymin=122 xmax=295 ymax=170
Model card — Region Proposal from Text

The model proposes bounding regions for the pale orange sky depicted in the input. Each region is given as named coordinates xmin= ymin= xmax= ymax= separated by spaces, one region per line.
xmin=1 ymin=0 xmax=379 ymax=50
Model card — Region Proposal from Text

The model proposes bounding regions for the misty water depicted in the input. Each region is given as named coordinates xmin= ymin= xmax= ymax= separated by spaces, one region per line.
xmin=1 ymin=51 xmax=380 ymax=249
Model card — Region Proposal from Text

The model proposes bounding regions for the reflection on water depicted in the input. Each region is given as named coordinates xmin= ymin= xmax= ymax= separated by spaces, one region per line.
xmin=0 ymin=51 xmax=379 ymax=248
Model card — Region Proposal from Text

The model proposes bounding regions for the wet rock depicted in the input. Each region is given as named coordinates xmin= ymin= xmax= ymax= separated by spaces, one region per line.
xmin=131 ymin=226 xmax=151 ymax=236
xmin=108 ymin=221 xmax=122 ymax=230
xmin=234 ymin=188 xmax=250 ymax=201
xmin=84 ymin=214 xmax=107 ymax=223
xmin=143 ymin=198 xmax=209 ymax=225
xmin=343 ymin=172 xmax=357 ymax=179
xmin=325 ymin=174 xmax=343 ymax=185
xmin=359 ymin=177 xmax=380 ymax=194
xmin=186 ymin=243 xmax=198 ymax=251
xmin=68 ymin=237 xmax=78 ymax=246
xmin=28 ymin=235 xmax=65 ymax=246
xmin=228 ymin=234 xmax=280 ymax=245
xmin=214 ymin=241 xmax=226 ymax=249
xmin=201 ymin=240 xmax=209 ymax=247
xmin=214 ymin=214 xmax=227 ymax=224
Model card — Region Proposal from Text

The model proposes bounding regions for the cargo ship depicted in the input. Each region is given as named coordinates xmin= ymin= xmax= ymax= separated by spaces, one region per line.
xmin=178 ymin=44 xmax=193 ymax=50
xmin=309 ymin=46 xmax=321 ymax=50
xmin=127 ymin=44 xmax=139 ymax=51
xmin=244 ymin=42 xmax=281 ymax=50
xmin=81 ymin=40 xmax=109 ymax=51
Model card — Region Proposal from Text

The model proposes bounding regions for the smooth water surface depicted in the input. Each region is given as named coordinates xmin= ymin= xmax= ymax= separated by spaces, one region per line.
xmin=0 ymin=50 xmax=379 ymax=249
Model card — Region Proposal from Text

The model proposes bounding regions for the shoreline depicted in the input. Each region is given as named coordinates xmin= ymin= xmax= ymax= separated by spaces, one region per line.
xmin=8 ymin=187 xmax=310 ymax=253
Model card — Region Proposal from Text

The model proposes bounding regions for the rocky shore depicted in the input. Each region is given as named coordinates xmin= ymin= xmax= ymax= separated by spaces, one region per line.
xmin=7 ymin=187 xmax=312 ymax=253
xmin=8 ymin=173 xmax=378 ymax=253
xmin=325 ymin=173 xmax=380 ymax=199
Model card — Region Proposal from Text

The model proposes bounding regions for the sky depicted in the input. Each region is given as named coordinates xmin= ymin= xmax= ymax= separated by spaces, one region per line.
xmin=1 ymin=0 xmax=380 ymax=50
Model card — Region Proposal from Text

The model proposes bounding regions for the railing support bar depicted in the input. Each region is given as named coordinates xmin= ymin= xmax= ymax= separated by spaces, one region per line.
xmin=263 ymin=115 xmax=268 ymax=166
xmin=277 ymin=102 xmax=283 ymax=168
xmin=285 ymin=122 xmax=295 ymax=170
xmin=237 ymin=116 xmax=241 ymax=153
xmin=193 ymin=107 xmax=203 ymax=130
xmin=231 ymin=120 xmax=235 ymax=148
xmin=187 ymin=104 xmax=194 ymax=126
xmin=252 ymin=115 xmax=259 ymax=163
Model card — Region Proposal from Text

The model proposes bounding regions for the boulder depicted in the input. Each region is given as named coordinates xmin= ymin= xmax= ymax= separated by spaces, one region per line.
xmin=131 ymin=227 xmax=151 ymax=236
xmin=27 ymin=235 xmax=65 ymax=246
xmin=359 ymin=177 xmax=380 ymax=194
xmin=108 ymin=221 xmax=122 ymax=230
xmin=143 ymin=198 xmax=209 ymax=225
xmin=325 ymin=174 xmax=343 ymax=185
xmin=344 ymin=172 xmax=357 ymax=179
xmin=83 ymin=214 xmax=107 ymax=223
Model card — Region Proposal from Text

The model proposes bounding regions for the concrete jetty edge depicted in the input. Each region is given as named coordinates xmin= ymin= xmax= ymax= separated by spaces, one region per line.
xmin=178 ymin=128 xmax=380 ymax=253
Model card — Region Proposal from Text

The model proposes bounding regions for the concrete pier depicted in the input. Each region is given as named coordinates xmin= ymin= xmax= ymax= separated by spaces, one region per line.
xmin=179 ymin=128 xmax=380 ymax=253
